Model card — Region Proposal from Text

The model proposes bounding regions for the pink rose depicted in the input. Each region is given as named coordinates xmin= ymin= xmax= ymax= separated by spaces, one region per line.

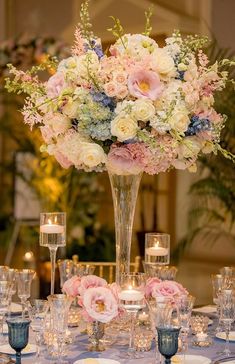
xmin=145 ymin=277 xmax=161 ymax=298
xmin=46 ymin=72 xmax=66 ymax=98
xmin=54 ymin=150 xmax=72 ymax=169
xmin=62 ymin=276 xmax=81 ymax=297
xmin=83 ymin=287 xmax=118 ymax=323
xmin=40 ymin=125 xmax=54 ymax=143
xmin=128 ymin=69 xmax=163 ymax=100
xmin=109 ymin=282 xmax=121 ymax=301
xmin=78 ymin=275 xmax=107 ymax=296
xmin=152 ymin=280 xmax=188 ymax=300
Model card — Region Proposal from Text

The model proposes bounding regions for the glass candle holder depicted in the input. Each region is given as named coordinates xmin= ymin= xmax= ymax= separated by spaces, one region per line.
xmin=40 ymin=212 xmax=66 ymax=295
xmin=190 ymin=315 xmax=209 ymax=335
xmin=145 ymin=233 xmax=170 ymax=265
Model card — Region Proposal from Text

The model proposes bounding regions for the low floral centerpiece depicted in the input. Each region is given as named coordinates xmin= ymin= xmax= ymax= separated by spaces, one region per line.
xmin=145 ymin=277 xmax=188 ymax=301
xmin=5 ymin=1 xmax=235 ymax=283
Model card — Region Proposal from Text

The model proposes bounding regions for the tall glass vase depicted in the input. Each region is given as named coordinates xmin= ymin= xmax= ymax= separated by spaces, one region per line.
xmin=108 ymin=170 xmax=142 ymax=284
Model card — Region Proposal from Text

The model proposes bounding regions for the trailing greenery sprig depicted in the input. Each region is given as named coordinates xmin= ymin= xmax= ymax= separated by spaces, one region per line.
xmin=108 ymin=16 xmax=126 ymax=48
xmin=143 ymin=6 xmax=153 ymax=36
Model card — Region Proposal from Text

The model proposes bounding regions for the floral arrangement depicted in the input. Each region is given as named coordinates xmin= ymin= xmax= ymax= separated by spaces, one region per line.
xmin=5 ymin=1 xmax=235 ymax=175
xmin=145 ymin=277 xmax=188 ymax=300
xmin=63 ymin=275 xmax=119 ymax=323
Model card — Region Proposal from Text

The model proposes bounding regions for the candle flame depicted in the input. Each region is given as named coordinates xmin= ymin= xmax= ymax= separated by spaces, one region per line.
xmin=154 ymin=241 xmax=159 ymax=248
xmin=48 ymin=219 xmax=52 ymax=225
xmin=128 ymin=285 xmax=133 ymax=290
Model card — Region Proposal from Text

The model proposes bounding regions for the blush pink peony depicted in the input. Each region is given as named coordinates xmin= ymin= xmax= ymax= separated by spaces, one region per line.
xmin=152 ymin=280 xmax=188 ymax=300
xmin=145 ymin=277 xmax=161 ymax=298
xmin=128 ymin=69 xmax=163 ymax=100
xmin=78 ymin=275 xmax=107 ymax=296
xmin=46 ymin=72 xmax=66 ymax=98
xmin=82 ymin=286 xmax=119 ymax=323
xmin=62 ymin=275 xmax=81 ymax=297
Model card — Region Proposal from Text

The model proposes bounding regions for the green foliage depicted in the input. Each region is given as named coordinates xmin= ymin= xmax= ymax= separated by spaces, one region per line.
xmin=107 ymin=17 xmax=125 ymax=46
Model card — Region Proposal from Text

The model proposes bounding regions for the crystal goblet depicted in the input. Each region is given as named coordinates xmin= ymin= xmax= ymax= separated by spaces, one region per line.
xmin=0 ymin=281 xmax=11 ymax=344
xmin=157 ymin=327 xmax=181 ymax=364
xmin=6 ymin=317 xmax=31 ymax=364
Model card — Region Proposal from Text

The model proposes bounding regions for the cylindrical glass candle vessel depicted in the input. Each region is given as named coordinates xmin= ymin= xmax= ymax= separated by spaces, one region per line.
xmin=145 ymin=233 xmax=170 ymax=265
xmin=40 ymin=212 xmax=66 ymax=295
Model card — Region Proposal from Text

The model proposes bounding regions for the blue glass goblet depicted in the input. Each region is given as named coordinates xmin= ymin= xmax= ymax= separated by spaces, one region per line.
xmin=157 ymin=327 xmax=181 ymax=364
xmin=6 ymin=317 xmax=31 ymax=364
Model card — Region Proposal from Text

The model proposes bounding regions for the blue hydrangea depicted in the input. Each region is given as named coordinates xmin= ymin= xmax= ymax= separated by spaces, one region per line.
xmin=87 ymin=119 xmax=112 ymax=141
xmin=90 ymin=90 xmax=116 ymax=112
xmin=185 ymin=115 xmax=211 ymax=136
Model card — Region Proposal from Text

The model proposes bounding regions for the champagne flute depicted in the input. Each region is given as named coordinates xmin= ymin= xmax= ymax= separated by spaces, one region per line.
xmin=118 ymin=272 xmax=146 ymax=358
xmin=6 ymin=317 xmax=31 ymax=364
xmin=219 ymin=289 xmax=235 ymax=357
xmin=17 ymin=269 xmax=35 ymax=318
xmin=40 ymin=212 xmax=66 ymax=295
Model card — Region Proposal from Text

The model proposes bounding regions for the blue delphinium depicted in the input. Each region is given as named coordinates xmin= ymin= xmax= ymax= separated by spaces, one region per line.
xmin=185 ymin=115 xmax=211 ymax=136
xmin=84 ymin=40 xmax=104 ymax=59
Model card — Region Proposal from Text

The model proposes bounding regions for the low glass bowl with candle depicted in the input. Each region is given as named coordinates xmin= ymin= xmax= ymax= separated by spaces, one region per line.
xmin=145 ymin=233 xmax=170 ymax=265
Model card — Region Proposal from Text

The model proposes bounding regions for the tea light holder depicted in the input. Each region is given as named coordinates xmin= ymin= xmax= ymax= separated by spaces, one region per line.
xmin=145 ymin=233 xmax=170 ymax=265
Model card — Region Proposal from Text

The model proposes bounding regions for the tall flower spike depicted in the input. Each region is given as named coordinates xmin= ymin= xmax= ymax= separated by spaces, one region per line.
xmin=71 ymin=27 xmax=85 ymax=56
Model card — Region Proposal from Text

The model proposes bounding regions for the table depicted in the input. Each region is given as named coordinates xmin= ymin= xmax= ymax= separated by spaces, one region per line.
xmin=11 ymin=320 xmax=235 ymax=363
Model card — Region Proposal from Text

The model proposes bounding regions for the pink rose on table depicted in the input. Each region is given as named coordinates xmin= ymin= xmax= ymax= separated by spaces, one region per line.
xmin=83 ymin=287 xmax=119 ymax=323
xmin=46 ymin=72 xmax=66 ymax=98
xmin=145 ymin=277 xmax=161 ymax=298
xmin=128 ymin=69 xmax=163 ymax=100
xmin=78 ymin=275 xmax=107 ymax=296
xmin=152 ymin=280 xmax=188 ymax=299
xmin=62 ymin=276 xmax=81 ymax=297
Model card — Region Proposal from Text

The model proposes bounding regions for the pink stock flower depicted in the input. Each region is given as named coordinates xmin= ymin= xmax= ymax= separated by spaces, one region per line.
xmin=145 ymin=277 xmax=161 ymax=298
xmin=128 ymin=69 xmax=163 ymax=100
xmin=62 ymin=276 xmax=81 ymax=297
xmin=152 ymin=280 xmax=188 ymax=300
xmin=82 ymin=286 xmax=119 ymax=323
xmin=46 ymin=72 xmax=66 ymax=98
xmin=78 ymin=275 xmax=107 ymax=296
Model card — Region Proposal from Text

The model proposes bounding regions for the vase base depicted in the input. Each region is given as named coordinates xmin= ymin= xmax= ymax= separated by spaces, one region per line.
xmin=88 ymin=344 xmax=105 ymax=352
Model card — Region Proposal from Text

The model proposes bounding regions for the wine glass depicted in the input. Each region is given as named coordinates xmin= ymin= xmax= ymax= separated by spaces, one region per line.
xmin=57 ymin=260 xmax=74 ymax=291
xmin=0 ymin=281 xmax=11 ymax=344
xmin=118 ymin=272 xmax=146 ymax=358
xmin=6 ymin=317 xmax=31 ymax=364
xmin=29 ymin=299 xmax=49 ymax=363
xmin=40 ymin=212 xmax=66 ymax=295
xmin=0 ymin=266 xmax=9 ymax=280
xmin=156 ymin=302 xmax=181 ymax=364
xmin=17 ymin=269 xmax=35 ymax=318
xmin=219 ymin=289 xmax=235 ymax=357
xmin=7 ymin=269 xmax=18 ymax=316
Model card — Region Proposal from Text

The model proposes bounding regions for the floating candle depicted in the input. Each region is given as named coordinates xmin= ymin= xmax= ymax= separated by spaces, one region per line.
xmin=146 ymin=246 xmax=168 ymax=256
xmin=40 ymin=224 xmax=64 ymax=234
xmin=119 ymin=289 xmax=144 ymax=301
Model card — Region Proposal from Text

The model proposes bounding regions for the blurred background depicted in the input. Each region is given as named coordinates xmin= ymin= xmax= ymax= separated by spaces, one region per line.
xmin=0 ymin=0 xmax=234 ymax=304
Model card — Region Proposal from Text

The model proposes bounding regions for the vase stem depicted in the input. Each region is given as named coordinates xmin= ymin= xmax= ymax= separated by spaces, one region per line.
xmin=108 ymin=171 xmax=142 ymax=284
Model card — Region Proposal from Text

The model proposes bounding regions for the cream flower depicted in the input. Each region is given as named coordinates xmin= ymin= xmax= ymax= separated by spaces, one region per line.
xmin=151 ymin=48 xmax=176 ymax=78
xmin=111 ymin=115 xmax=138 ymax=142
xmin=178 ymin=136 xmax=202 ymax=159
xmin=62 ymin=100 xmax=80 ymax=118
xmin=79 ymin=142 xmax=106 ymax=168
xmin=132 ymin=99 xmax=155 ymax=121
xmin=44 ymin=113 xmax=71 ymax=135
xmin=168 ymin=106 xmax=190 ymax=133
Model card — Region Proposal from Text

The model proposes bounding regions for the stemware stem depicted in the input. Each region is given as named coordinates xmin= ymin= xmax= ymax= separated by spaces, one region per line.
xmin=129 ymin=312 xmax=136 ymax=352
xmin=49 ymin=247 xmax=57 ymax=295
xmin=16 ymin=351 xmax=21 ymax=364
xmin=224 ymin=324 xmax=231 ymax=356
xmin=0 ymin=318 xmax=4 ymax=343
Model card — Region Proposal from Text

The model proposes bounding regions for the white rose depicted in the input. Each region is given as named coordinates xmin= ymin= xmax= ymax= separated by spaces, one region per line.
xmin=111 ymin=115 xmax=138 ymax=142
xmin=132 ymin=99 xmax=155 ymax=121
xmin=79 ymin=142 xmax=106 ymax=168
xmin=178 ymin=137 xmax=202 ymax=159
xmin=151 ymin=49 xmax=176 ymax=77
xmin=62 ymin=100 xmax=80 ymax=118
xmin=44 ymin=113 xmax=71 ymax=135
xmin=168 ymin=107 xmax=190 ymax=133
